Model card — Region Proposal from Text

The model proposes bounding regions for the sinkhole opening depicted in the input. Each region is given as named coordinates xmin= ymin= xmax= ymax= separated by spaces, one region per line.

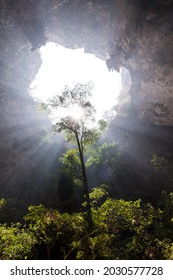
xmin=29 ymin=42 xmax=126 ymax=122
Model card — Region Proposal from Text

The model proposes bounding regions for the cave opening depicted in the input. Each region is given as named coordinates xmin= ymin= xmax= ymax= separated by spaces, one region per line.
xmin=29 ymin=42 xmax=123 ymax=122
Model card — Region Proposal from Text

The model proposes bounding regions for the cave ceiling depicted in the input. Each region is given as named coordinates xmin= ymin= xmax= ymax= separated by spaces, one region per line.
xmin=0 ymin=0 xmax=173 ymax=191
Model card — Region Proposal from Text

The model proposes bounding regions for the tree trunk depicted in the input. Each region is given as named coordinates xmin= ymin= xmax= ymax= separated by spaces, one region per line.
xmin=47 ymin=245 xmax=51 ymax=260
xmin=75 ymin=131 xmax=93 ymax=228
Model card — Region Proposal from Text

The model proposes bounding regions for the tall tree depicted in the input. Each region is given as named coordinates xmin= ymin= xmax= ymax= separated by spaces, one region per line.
xmin=43 ymin=83 xmax=106 ymax=228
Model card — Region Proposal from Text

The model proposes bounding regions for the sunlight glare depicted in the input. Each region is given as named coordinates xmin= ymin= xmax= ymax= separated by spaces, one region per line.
xmin=29 ymin=42 xmax=122 ymax=121
xmin=69 ymin=105 xmax=84 ymax=120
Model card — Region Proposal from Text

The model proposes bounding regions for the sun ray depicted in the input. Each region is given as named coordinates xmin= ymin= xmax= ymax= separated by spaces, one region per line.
xmin=69 ymin=105 xmax=84 ymax=120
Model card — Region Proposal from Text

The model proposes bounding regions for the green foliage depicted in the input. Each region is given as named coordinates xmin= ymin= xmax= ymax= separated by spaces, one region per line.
xmin=24 ymin=204 xmax=88 ymax=259
xmin=90 ymin=185 xmax=108 ymax=201
xmin=62 ymin=194 xmax=172 ymax=260
xmin=0 ymin=223 xmax=35 ymax=260
xmin=161 ymin=241 xmax=173 ymax=259
xmin=157 ymin=192 xmax=173 ymax=232
xmin=151 ymin=155 xmax=173 ymax=198
xmin=89 ymin=185 xmax=109 ymax=208
xmin=1 ymin=191 xmax=173 ymax=259
xmin=60 ymin=149 xmax=81 ymax=179
xmin=86 ymin=142 xmax=122 ymax=183
xmin=25 ymin=205 xmax=66 ymax=259
xmin=89 ymin=198 xmax=163 ymax=259
xmin=151 ymin=154 xmax=170 ymax=174
xmin=25 ymin=205 xmax=63 ymax=246
xmin=87 ymin=142 xmax=121 ymax=167
xmin=0 ymin=198 xmax=6 ymax=209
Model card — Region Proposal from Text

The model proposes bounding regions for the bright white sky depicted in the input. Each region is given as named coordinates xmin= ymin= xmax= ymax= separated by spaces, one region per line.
xmin=29 ymin=42 xmax=122 ymax=120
